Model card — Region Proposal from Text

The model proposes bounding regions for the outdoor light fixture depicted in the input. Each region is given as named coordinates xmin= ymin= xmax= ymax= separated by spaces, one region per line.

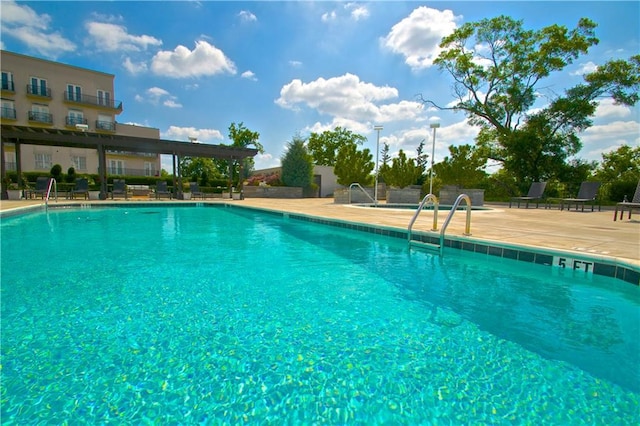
xmin=429 ymin=123 xmax=440 ymax=195
xmin=373 ymin=125 xmax=383 ymax=204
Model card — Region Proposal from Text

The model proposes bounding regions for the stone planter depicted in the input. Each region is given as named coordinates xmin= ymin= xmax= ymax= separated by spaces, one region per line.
xmin=6 ymin=189 xmax=23 ymax=200
xmin=182 ymin=192 xmax=192 ymax=200
xmin=88 ymin=191 xmax=101 ymax=200
xmin=387 ymin=186 xmax=421 ymax=204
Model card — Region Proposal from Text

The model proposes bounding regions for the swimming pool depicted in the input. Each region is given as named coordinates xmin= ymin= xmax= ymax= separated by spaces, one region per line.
xmin=1 ymin=205 xmax=638 ymax=423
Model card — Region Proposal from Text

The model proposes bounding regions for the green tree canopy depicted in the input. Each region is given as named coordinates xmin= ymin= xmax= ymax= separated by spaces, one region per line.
xmin=281 ymin=136 xmax=314 ymax=188
xmin=432 ymin=144 xmax=488 ymax=189
xmin=385 ymin=150 xmax=422 ymax=189
xmin=334 ymin=144 xmax=374 ymax=186
xmin=307 ymin=126 xmax=366 ymax=166
xmin=227 ymin=122 xmax=262 ymax=185
xmin=424 ymin=15 xmax=640 ymax=183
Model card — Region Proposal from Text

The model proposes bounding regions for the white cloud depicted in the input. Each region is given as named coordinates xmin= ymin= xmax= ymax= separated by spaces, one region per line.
xmin=289 ymin=60 xmax=303 ymax=68
xmin=163 ymin=126 xmax=224 ymax=142
xmin=321 ymin=11 xmax=337 ymax=22
xmin=593 ymin=98 xmax=633 ymax=119
xmin=579 ymin=120 xmax=640 ymax=161
xmin=138 ymin=87 xmax=181 ymax=108
xmin=347 ymin=4 xmax=370 ymax=21
xmin=123 ymin=57 xmax=148 ymax=74
xmin=163 ymin=99 xmax=183 ymax=108
xmin=571 ymin=61 xmax=598 ymax=76
xmin=382 ymin=6 xmax=460 ymax=70
xmin=85 ymin=21 xmax=162 ymax=52
xmin=238 ymin=10 xmax=257 ymax=23
xmin=241 ymin=70 xmax=258 ymax=81
xmin=0 ymin=0 xmax=75 ymax=58
xmin=276 ymin=73 xmax=423 ymax=124
xmin=151 ymin=40 xmax=236 ymax=78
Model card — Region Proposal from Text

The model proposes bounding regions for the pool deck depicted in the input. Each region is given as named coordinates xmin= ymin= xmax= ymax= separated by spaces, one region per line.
xmin=1 ymin=197 xmax=638 ymax=269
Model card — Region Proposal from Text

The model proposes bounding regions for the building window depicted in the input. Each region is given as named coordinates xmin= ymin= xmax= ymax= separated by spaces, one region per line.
xmin=1 ymin=99 xmax=16 ymax=119
xmin=30 ymin=77 xmax=48 ymax=96
xmin=67 ymin=110 xmax=84 ymax=125
xmin=29 ymin=104 xmax=52 ymax=123
xmin=144 ymin=162 xmax=156 ymax=177
xmin=109 ymin=159 xmax=124 ymax=175
xmin=35 ymin=153 xmax=52 ymax=170
xmin=71 ymin=155 xmax=87 ymax=171
xmin=1 ymin=71 xmax=14 ymax=91
xmin=67 ymin=84 xmax=82 ymax=102
xmin=97 ymin=114 xmax=114 ymax=131
xmin=97 ymin=90 xmax=111 ymax=107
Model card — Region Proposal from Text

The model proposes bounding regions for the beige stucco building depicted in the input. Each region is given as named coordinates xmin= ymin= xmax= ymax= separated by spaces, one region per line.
xmin=1 ymin=50 xmax=160 ymax=176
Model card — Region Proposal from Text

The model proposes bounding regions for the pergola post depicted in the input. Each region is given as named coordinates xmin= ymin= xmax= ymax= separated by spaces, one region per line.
xmin=97 ymin=144 xmax=107 ymax=199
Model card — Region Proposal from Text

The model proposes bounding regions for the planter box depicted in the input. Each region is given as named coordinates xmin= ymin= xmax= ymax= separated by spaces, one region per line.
xmin=243 ymin=186 xmax=303 ymax=199
xmin=439 ymin=185 xmax=484 ymax=206
xmin=88 ymin=191 xmax=101 ymax=200
xmin=387 ymin=186 xmax=421 ymax=204
xmin=7 ymin=189 xmax=23 ymax=200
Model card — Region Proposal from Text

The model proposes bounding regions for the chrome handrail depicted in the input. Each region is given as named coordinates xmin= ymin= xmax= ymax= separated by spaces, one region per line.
xmin=438 ymin=194 xmax=472 ymax=254
xmin=348 ymin=183 xmax=376 ymax=204
xmin=408 ymin=193 xmax=439 ymax=241
xmin=45 ymin=178 xmax=57 ymax=209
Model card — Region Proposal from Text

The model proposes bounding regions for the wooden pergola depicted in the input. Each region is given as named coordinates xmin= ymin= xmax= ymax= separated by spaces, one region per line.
xmin=1 ymin=124 xmax=258 ymax=199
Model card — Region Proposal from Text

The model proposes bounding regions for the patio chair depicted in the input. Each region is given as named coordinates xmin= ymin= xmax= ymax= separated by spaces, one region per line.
xmin=509 ymin=182 xmax=547 ymax=208
xmin=155 ymin=181 xmax=172 ymax=199
xmin=613 ymin=180 xmax=640 ymax=221
xmin=560 ymin=181 xmax=601 ymax=212
xmin=30 ymin=176 xmax=50 ymax=199
xmin=189 ymin=182 xmax=205 ymax=199
xmin=69 ymin=178 xmax=89 ymax=200
xmin=111 ymin=179 xmax=128 ymax=200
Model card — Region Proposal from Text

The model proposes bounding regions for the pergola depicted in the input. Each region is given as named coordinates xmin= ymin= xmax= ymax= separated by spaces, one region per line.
xmin=1 ymin=124 xmax=258 ymax=199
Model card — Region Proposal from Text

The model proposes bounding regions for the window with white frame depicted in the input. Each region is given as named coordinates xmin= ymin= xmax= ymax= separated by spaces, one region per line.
xmin=144 ymin=162 xmax=156 ymax=176
xmin=30 ymin=104 xmax=50 ymax=123
xmin=97 ymin=114 xmax=114 ymax=130
xmin=68 ymin=110 xmax=84 ymax=125
xmin=30 ymin=77 xmax=47 ymax=96
xmin=1 ymin=99 xmax=15 ymax=119
xmin=97 ymin=90 xmax=111 ymax=107
xmin=70 ymin=155 xmax=87 ymax=171
xmin=67 ymin=84 xmax=82 ymax=102
xmin=34 ymin=153 xmax=52 ymax=170
xmin=1 ymin=71 xmax=14 ymax=91
xmin=109 ymin=159 xmax=124 ymax=175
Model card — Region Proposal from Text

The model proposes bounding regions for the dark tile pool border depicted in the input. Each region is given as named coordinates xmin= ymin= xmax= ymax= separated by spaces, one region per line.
xmin=2 ymin=202 xmax=638 ymax=286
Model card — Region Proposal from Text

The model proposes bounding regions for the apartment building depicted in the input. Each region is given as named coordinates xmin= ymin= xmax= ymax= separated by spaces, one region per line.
xmin=0 ymin=50 xmax=160 ymax=176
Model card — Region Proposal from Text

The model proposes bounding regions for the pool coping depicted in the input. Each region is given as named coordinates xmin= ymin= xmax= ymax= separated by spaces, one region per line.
xmin=2 ymin=201 xmax=639 ymax=285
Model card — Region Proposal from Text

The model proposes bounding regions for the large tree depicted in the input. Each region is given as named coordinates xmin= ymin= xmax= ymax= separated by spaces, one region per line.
xmin=385 ymin=150 xmax=422 ymax=189
xmin=333 ymin=144 xmax=374 ymax=186
xmin=227 ymin=122 xmax=262 ymax=186
xmin=423 ymin=15 xmax=640 ymax=186
xmin=307 ymin=126 xmax=367 ymax=166
xmin=281 ymin=136 xmax=314 ymax=189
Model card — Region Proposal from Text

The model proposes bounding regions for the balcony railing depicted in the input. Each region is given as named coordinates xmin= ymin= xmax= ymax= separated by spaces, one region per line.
xmin=64 ymin=92 xmax=123 ymax=111
xmin=1 ymin=81 xmax=15 ymax=92
xmin=108 ymin=167 xmax=159 ymax=177
xmin=27 ymin=84 xmax=52 ymax=98
xmin=66 ymin=116 xmax=88 ymax=126
xmin=1 ymin=107 xmax=17 ymax=119
xmin=96 ymin=120 xmax=116 ymax=131
xmin=106 ymin=150 xmax=157 ymax=158
xmin=28 ymin=111 xmax=53 ymax=123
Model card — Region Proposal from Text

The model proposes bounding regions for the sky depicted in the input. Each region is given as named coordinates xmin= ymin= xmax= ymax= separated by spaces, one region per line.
xmin=1 ymin=0 xmax=639 ymax=173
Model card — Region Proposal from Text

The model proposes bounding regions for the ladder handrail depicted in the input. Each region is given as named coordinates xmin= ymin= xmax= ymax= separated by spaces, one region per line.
xmin=348 ymin=182 xmax=376 ymax=204
xmin=438 ymin=194 xmax=472 ymax=254
xmin=408 ymin=193 xmax=439 ymax=241
xmin=45 ymin=178 xmax=57 ymax=209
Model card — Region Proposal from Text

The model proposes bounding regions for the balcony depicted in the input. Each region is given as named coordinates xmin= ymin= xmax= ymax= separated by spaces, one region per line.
xmin=1 ymin=107 xmax=17 ymax=120
xmin=1 ymin=80 xmax=15 ymax=92
xmin=96 ymin=119 xmax=116 ymax=132
xmin=28 ymin=111 xmax=53 ymax=124
xmin=26 ymin=84 xmax=52 ymax=98
xmin=65 ymin=116 xmax=88 ymax=126
xmin=64 ymin=92 xmax=123 ymax=112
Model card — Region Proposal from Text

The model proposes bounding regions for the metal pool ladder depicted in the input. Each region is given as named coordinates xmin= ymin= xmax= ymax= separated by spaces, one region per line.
xmin=44 ymin=178 xmax=57 ymax=210
xmin=348 ymin=182 xmax=376 ymax=204
xmin=408 ymin=193 xmax=472 ymax=255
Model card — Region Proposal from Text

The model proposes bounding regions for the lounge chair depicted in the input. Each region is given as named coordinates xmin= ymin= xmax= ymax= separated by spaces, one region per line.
xmin=69 ymin=178 xmax=89 ymax=200
xmin=189 ymin=182 xmax=205 ymax=199
xmin=560 ymin=181 xmax=601 ymax=212
xmin=509 ymin=182 xmax=547 ymax=208
xmin=614 ymin=180 xmax=640 ymax=221
xmin=155 ymin=181 xmax=172 ymax=199
xmin=30 ymin=176 xmax=50 ymax=199
xmin=111 ymin=179 xmax=128 ymax=200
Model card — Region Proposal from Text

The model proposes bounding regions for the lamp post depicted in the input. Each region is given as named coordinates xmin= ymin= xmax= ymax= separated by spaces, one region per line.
xmin=373 ymin=125 xmax=383 ymax=204
xmin=429 ymin=123 xmax=440 ymax=195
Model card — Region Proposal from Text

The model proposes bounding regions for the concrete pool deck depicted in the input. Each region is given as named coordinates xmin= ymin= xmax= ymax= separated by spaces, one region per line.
xmin=1 ymin=197 xmax=638 ymax=270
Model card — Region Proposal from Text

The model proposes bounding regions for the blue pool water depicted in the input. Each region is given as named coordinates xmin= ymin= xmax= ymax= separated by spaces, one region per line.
xmin=1 ymin=206 xmax=639 ymax=424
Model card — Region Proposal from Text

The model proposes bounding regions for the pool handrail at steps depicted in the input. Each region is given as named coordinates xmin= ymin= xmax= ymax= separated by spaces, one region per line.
xmin=349 ymin=182 xmax=376 ymax=205
xmin=409 ymin=193 xmax=472 ymax=255
xmin=45 ymin=178 xmax=57 ymax=209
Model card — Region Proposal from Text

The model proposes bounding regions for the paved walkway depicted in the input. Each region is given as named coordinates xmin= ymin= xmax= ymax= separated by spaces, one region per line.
xmin=1 ymin=197 xmax=638 ymax=268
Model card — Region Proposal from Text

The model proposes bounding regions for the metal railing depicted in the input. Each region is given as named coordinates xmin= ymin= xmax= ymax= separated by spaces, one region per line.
xmin=45 ymin=178 xmax=57 ymax=209
xmin=348 ymin=183 xmax=376 ymax=204
xmin=408 ymin=193 xmax=439 ymax=238
xmin=27 ymin=84 xmax=51 ymax=98
xmin=28 ymin=111 xmax=53 ymax=123
xmin=64 ymin=91 xmax=123 ymax=110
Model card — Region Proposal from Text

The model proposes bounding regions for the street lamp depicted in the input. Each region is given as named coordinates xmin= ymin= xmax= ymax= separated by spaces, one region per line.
xmin=429 ymin=123 xmax=440 ymax=195
xmin=373 ymin=125 xmax=383 ymax=204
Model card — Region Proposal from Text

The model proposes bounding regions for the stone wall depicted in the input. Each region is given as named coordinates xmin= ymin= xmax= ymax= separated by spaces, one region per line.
xmin=439 ymin=185 xmax=484 ymax=206
xmin=243 ymin=186 xmax=303 ymax=198
xmin=387 ymin=186 xmax=421 ymax=204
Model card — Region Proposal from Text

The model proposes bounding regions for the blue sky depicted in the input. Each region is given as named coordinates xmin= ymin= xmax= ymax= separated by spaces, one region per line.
xmin=2 ymin=1 xmax=639 ymax=172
